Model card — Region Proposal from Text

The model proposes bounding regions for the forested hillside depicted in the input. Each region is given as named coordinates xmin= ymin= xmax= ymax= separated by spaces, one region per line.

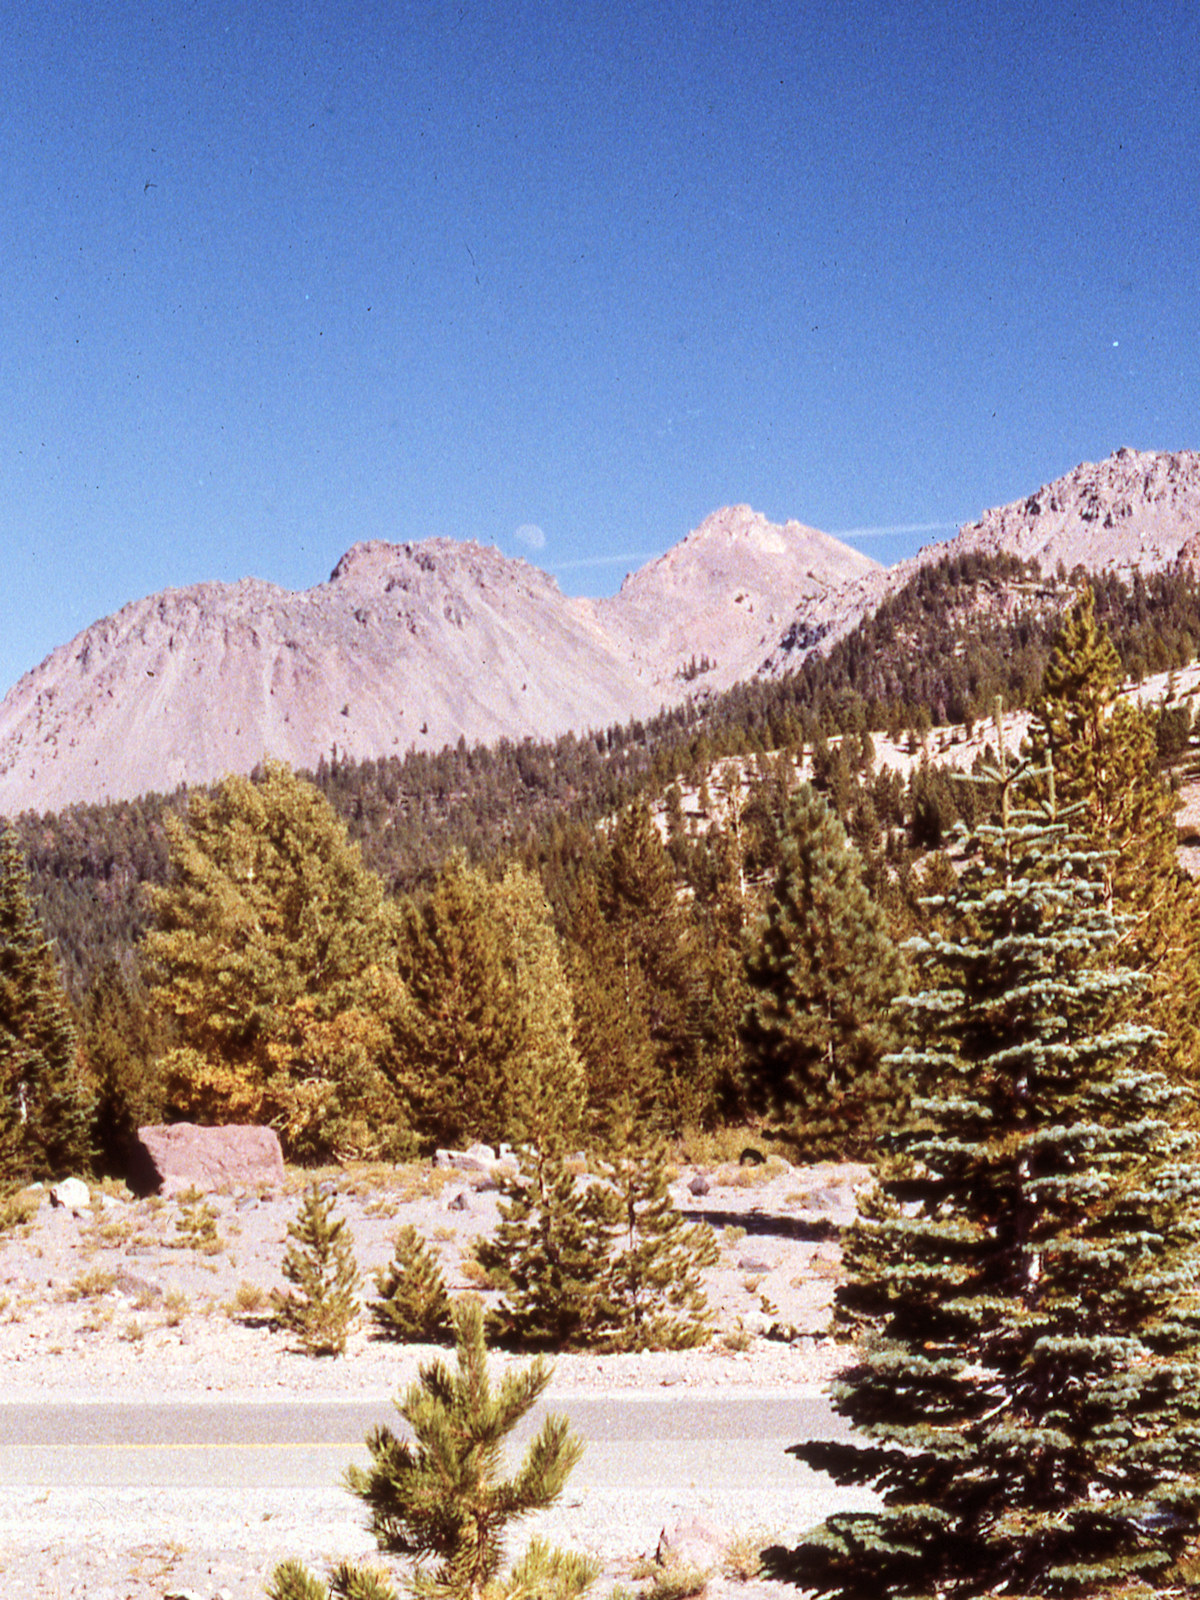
xmin=2 ymin=570 xmax=1200 ymax=1203
xmin=14 ymin=554 xmax=1200 ymax=1002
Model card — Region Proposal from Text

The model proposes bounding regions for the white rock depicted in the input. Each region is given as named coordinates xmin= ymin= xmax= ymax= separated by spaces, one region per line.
xmin=49 ymin=1177 xmax=89 ymax=1213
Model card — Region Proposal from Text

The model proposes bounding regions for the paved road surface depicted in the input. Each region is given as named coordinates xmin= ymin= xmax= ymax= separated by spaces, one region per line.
xmin=0 ymin=1394 xmax=879 ymax=1566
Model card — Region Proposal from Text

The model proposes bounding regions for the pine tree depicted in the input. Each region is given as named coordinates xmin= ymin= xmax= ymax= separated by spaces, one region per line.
xmin=80 ymin=960 xmax=166 ymax=1178
xmin=741 ymin=784 xmax=907 ymax=1159
xmin=475 ymin=1145 xmax=615 ymax=1349
xmin=272 ymin=1183 xmax=360 ymax=1356
xmin=598 ymin=1118 xmax=718 ymax=1352
xmin=1031 ymin=584 xmax=1200 ymax=1082
xmin=143 ymin=761 xmax=405 ymax=1157
xmin=386 ymin=856 xmax=584 ymax=1150
xmin=346 ymin=1299 xmax=585 ymax=1600
xmin=0 ymin=826 xmax=93 ymax=1182
xmin=772 ymin=754 xmax=1200 ymax=1598
xmin=371 ymin=1225 xmax=454 ymax=1344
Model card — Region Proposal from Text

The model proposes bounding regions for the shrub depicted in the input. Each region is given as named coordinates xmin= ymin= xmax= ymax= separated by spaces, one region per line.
xmin=268 ymin=1300 xmax=593 ymax=1600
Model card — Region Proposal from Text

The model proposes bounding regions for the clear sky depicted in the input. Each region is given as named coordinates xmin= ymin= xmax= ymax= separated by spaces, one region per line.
xmin=2 ymin=0 xmax=1197 ymax=695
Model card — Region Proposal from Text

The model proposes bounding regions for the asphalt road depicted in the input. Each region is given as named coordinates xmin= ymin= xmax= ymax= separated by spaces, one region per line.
xmin=0 ymin=1394 xmax=877 ymax=1561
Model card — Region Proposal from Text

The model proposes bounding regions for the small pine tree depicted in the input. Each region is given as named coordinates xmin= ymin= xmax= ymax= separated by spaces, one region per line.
xmin=272 ymin=1183 xmax=360 ymax=1357
xmin=0 ymin=826 xmax=93 ymax=1182
xmin=475 ymin=1145 xmax=615 ymax=1349
xmin=371 ymin=1225 xmax=453 ymax=1344
xmin=598 ymin=1117 xmax=718 ymax=1352
xmin=772 ymin=751 xmax=1200 ymax=1597
xmin=349 ymin=1299 xmax=585 ymax=1600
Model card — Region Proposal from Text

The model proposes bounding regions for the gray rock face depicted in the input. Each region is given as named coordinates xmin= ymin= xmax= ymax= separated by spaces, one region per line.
xmin=133 ymin=1124 xmax=285 ymax=1198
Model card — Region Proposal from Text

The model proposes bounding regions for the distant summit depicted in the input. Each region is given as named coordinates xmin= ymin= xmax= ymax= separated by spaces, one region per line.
xmin=0 ymin=450 xmax=1196 ymax=815
xmin=951 ymin=448 xmax=1200 ymax=575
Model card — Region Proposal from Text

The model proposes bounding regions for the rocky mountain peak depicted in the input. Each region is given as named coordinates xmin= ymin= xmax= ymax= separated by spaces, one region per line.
xmin=953 ymin=447 xmax=1200 ymax=575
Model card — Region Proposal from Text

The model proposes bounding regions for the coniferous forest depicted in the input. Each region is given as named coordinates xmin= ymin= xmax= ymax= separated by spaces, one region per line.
xmin=3 ymin=560 xmax=1200 ymax=1187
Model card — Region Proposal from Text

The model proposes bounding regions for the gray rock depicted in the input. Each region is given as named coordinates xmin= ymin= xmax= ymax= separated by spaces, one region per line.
xmin=446 ymin=1189 xmax=471 ymax=1212
xmin=113 ymin=1269 xmax=161 ymax=1300
xmin=435 ymin=1143 xmax=497 ymax=1173
xmin=133 ymin=1123 xmax=285 ymax=1197
xmin=688 ymin=1173 xmax=710 ymax=1196
xmin=656 ymin=1517 xmax=723 ymax=1569
xmin=49 ymin=1177 xmax=90 ymax=1213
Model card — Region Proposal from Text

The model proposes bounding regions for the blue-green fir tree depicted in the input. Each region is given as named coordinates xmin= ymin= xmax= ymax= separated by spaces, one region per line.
xmin=772 ymin=748 xmax=1200 ymax=1598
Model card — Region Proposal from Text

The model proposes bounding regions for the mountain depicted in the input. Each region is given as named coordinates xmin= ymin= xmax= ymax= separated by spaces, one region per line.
xmin=0 ymin=516 xmax=877 ymax=815
xmin=2 ymin=447 xmax=1198 ymax=818
xmin=596 ymin=504 xmax=878 ymax=693
xmin=762 ymin=447 xmax=1200 ymax=675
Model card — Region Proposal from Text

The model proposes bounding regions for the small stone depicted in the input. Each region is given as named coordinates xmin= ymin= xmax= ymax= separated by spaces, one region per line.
xmin=50 ymin=1177 xmax=90 ymax=1213
xmin=446 ymin=1190 xmax=471 ymax=1212
xmin=687 ymin=1173 xmax=710 ymax=1196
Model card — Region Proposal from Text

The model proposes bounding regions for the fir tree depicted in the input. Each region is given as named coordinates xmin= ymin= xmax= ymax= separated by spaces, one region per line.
xmin=371 ymin=1225 xmax=454 ymax=1344
xmin=741 ymin=784 xmax=907 ymax=1159
xmin=272 ymin=1183 xmax=360 ymax=1356
xmin=772 ymin=754 xmax=1200 ymax=1598
xmin=0 ymin=826 xmax=93 ymax=1181
xmin=475 ymin=1145 xmax=615 ymax=1349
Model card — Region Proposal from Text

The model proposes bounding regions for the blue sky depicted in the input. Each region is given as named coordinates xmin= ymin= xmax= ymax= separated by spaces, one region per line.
xmin=1 ymin=0 xmax=1197 ymax=695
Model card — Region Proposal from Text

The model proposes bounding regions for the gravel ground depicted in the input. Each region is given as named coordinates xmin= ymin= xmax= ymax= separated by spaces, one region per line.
xmin=0 ymin=1157 xmax=870 ymax=1600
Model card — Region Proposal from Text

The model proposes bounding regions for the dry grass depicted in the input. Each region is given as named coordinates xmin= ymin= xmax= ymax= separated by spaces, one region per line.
xmin=64 ymin=1266 xmax=117 ymax=1302
xmin=224 ymin=1280 xmax=268 ymax=1318
xmin=0 ymin=1189 xmax=42 ymax=1236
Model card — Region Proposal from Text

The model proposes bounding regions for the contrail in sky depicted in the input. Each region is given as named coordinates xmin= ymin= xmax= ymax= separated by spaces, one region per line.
xmin=831 ymin=520 xmax=961 ymax=540
xmin=550 ymin=552 xmax=660 ymax=571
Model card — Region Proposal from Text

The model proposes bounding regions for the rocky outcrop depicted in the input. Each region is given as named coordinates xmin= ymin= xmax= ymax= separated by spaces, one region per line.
xmin=132 ymin=1123 xmax=285 ymax=1198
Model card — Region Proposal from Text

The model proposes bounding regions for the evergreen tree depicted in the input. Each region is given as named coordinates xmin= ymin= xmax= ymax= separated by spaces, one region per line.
xmin=560 ymin=873 xmax=659 ymax=1134
xmin=80 ymin=960 xmax=166 ymax=1178
xmin=490 ymin=863 xmax=586 ymax=1149
xmin=0 ymin=826 xmax=93 ymax=1181
xmin=386 ymin=856 xmax=584 ymax=1150
xmin=476 ymin=1145 xmax=615 ymax=1349
xmin=371 ymin=1225 xmax=454 ymax=1344
xmin=741 ymin=785 xmax=907 ymax=1159
xmin=272 ymin=1183 xmax=360 ymax=1356
xmin=1031 ymin=586 xmax=1200 ymax=1082
xmin=143 ymin=762 xmax=405 ymax=1157
xmin=597 ymin=1119 xmax=718 ymax=1352
xmin=773 ymin=757 xmax=1200 ymax=1598
xmin=345 ymin=1299 xmax=585 ymax=1600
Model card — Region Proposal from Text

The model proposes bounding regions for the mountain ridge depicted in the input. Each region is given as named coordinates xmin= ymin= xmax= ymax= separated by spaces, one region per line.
xmin=1 ymin=447 xmax=1198 ymax=816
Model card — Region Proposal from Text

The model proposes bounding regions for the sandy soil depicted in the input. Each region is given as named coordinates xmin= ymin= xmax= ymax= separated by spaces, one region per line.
xmin=0 ymin=1156 xmax=866 ymax=1599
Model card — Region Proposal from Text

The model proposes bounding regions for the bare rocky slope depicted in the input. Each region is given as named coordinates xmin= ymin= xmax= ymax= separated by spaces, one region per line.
xmin=2 ymin=448 xmax=1199 ymax=816
xmin=0 ymin=513 xmax=880 ymax=814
